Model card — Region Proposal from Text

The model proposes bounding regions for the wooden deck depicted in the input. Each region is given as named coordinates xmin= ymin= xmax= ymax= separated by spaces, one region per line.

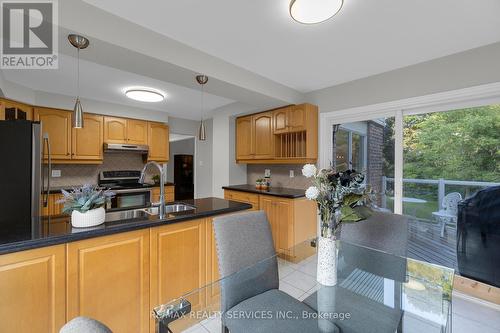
xmin=407 ymin=218 xmax=457 ymax=270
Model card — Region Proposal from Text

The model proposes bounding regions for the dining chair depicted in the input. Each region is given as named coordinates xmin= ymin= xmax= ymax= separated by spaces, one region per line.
xmin=213 ymin=211 xmax=336 ymax=333
xmin=59 ymin=317 xmax=112 ymax=333
xmin=432 ymin=192 xmax=462 ymax=237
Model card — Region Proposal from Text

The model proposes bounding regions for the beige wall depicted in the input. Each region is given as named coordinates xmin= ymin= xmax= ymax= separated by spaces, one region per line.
xmin=305 ymin=42 xmax=500 ymax=113
xmin=247 ymin=164 xmax=309 ymax=190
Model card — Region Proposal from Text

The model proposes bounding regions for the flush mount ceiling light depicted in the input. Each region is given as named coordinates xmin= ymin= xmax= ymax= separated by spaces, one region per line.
xmin=289 ymin=0 xmax=343 ymax=24
xmin=125 ymin=88 xmax=165 ymax=102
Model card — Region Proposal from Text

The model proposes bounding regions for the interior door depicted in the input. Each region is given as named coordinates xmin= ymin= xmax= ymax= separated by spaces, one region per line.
xmin=72 ymin=114 xmax=103 ymax=160
xmin=34 ymin=108 xmax=72 ymax=160
xmin=253 ymin=112 xmax=274 ymax=159
xmin=236 ymin=116 xmax=254 ymax=160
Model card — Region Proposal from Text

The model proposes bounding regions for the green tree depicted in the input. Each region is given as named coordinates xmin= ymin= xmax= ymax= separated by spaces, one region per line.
xmin=403 ymin=105 xmax=500 ymax=182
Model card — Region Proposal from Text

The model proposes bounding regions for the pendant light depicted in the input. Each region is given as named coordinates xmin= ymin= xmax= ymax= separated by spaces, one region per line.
xmin=68 ymin=34 xmax=89 ymax=128
xmin=196 ymin=75 xmax=208 ymax=141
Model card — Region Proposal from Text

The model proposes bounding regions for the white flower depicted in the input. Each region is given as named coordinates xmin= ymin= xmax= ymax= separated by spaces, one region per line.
xmin=302 ymin=164 xmax=317 ymax=178
xmin=305 ymin=186 xmax=320 ymax=200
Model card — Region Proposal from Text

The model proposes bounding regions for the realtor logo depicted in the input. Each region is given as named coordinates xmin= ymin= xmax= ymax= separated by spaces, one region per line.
xmin=1 ymin=0 xmax=58 ymax=69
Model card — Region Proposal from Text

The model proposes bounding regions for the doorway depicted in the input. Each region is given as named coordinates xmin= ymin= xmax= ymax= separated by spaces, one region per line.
xmin=168 ymin=134 xmax=196 ymax=200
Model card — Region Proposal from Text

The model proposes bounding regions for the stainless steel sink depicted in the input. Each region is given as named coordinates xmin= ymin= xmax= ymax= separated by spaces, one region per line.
xmin=143 ymin=204 xmax=196 ymax=216
xmin=105 ymin=204 xmax=196 ymax=222
xmin=105 ymin=209 xmax=148 ymax=222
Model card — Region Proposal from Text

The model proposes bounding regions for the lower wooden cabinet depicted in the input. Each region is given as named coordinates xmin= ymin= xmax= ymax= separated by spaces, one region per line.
xmin=259 ymin=195 xmax=317 ymax=253
xmin=223 ymin=190 xmax=259 ymax=210
xmin=0 ymin=245 xmax=66 ymax=333
xmin=66 ymin=230 xmax=150 ymax=333
xmin=150 ymin=219 xmax=207 ymax=332
xmin=151 ymin=185 xmax=175 ymax=203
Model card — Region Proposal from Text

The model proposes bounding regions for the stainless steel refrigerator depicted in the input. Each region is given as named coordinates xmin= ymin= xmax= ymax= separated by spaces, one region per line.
xmin=0 ymin=120 xmax=51 ymax=241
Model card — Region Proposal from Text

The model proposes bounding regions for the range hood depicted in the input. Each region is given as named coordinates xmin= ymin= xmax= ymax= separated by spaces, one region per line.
xmin=103 ymin=143 xmax=149 ymax=153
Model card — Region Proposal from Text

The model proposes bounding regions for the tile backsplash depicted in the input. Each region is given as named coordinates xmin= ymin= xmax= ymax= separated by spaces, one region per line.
xmin=247 ymin=164 xmax=309 ymax=190
xmin=50 ymin=153 xmax=160 ymax=187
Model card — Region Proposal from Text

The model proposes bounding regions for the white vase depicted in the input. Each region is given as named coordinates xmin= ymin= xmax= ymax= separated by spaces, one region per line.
xmin=71 ymin=207 xmax=106 ymax=228
xmin=317 ymin=236 xmax=338 ymax=286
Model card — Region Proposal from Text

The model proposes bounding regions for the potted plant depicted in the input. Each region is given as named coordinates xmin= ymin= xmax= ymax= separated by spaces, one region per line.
xmin=58 ymin=185 xmax=115 ymax=228
xmin=302 ymin=164 xmax=371 ymax=286
xmin=152 ymin=175 xmax=161 ymax=185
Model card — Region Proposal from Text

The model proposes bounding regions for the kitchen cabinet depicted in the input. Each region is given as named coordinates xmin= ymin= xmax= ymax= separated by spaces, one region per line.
xmin=148 ymin=122 xmax=169 ymax=162
xmin=41 ymin=193 xmax=65 ymax=216
xmin=0 ymin=244 xmax=66 ymax=333
xmin=72 ymin=114 xmax=103 ymax=161
xmin=103 ymin=116 xmax=128 ymax=143
xmin=104 ymin=116 xmax=148 ymax=145
xmin=67 ymin=229 xmax=150 ymax=333
xmin=0 ymin=98 xmax=33 ymax=120
xmin=253 ymin=112 xmax=274 ymax=159
xmin=34 ymin=107 xmax=72 ymax=160
xmin=151 ymin=185 xmax=175 ymax=203
xmin=150 ymin=219 xmax=206 ymax=332
xmin=236 ymin=116 xmax=254 ymax=160
xmin=223 ymin=190 xmax=259 ymax=210
xmin=259 ymin=194 xmax=317 ymax=253
xmin=127 ymin=119 xmax=148 ymax=145
xmin=235 ymin=103 xmax=318 ymax=164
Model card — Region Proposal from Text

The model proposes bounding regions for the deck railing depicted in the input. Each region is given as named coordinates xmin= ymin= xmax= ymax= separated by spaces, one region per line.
xmin=381 ymin=177 xmax=500 ymax=209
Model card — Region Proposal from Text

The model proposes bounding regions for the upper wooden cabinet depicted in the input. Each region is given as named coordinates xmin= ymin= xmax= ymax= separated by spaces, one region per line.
xmin=148 ymin=122 xmax=169 ymax=162
xmin=104 ymin=116 xmax=128 ymax=143
xmin=236 ymin=116 xmax=254 ymax=160
xmin=0 ymin=245 xmax=66 ymax=333
xmin=236 ymin=103 xmax=318 ymax=164
xmin=35 ymin=108 xmax=103 ymax=164
xmin=253 ymin=112 xmax=274 ymax=159
xmin=127 ymin=119 xmax=148 ymax=145
xmin=0 ymin=98 xmax=33 ymax=120
xmin=72 ymin=114 xmax=103 ymax=161
xmin=34 ymin=107 xmax=72 ymax=160
xmin=104 ymin=117 xmax=148 ymax=145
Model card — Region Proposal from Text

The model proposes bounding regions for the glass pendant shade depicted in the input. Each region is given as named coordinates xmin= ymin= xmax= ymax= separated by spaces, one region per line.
xmin=73 ymin=97 xmax=84 ymax=128
xmin=198 ymin=120 xmax=207 ymax=141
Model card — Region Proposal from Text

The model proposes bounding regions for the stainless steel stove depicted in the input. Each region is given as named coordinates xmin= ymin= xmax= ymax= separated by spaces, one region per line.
xmin=99 ymin=170 xmax=153 ymax=210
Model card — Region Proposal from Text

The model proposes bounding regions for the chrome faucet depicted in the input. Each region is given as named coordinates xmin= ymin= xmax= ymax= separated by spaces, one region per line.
xmin=139 ymin=161 xmax=165 ymax=219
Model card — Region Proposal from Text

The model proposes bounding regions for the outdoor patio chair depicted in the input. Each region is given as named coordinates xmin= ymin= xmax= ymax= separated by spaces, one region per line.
xmin=432 ymin=192 xmax=462 ymax=237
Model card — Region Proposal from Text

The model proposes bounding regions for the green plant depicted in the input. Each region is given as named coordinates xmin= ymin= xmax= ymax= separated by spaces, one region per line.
xmin=58 ymin=184 xmax=115 ymax=214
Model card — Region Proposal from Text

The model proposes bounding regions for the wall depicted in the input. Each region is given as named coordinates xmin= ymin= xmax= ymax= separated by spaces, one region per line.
xmin=50 ymin=153 xmax=159 ymax=187
xmin=212 ymin=115 xmax=230 ymax=198
xmin=305 ymin=42 xmax=500 ymax=113
xmin=167 ymin=138 xmax=195 ymax=183
xmin=228 ymin=115 xmax=247 ymax=184
xmin=247 ymin=165 xmax=309 ymax=190
xmin=168 ymin=116 xmax=213 ymax=198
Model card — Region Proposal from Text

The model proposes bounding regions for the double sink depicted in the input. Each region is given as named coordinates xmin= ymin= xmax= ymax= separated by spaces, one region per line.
xmin=105 ymin=203 xmax=196 ymax=223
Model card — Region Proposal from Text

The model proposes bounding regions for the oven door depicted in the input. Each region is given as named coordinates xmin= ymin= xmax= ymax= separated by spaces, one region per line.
xmin=108 ymin=188 xmax=152 ymax=210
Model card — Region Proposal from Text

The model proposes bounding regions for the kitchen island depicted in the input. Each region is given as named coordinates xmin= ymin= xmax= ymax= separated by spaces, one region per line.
xmin=0 ymin=198 xmax=250 ymax=333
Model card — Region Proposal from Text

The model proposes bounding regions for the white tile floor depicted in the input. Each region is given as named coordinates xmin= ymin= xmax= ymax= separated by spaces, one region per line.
xmin=182 ymin=256 xmax=500 ymax=333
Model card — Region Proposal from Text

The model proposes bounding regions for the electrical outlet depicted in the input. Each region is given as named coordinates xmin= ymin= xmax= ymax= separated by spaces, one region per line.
xmin=264 ymin=169 xmax=271 ymax=177
xmin=289 ymin=170 xmax=294 ymax=178
xmin=51 ymin=169 xmax=61 ymax=178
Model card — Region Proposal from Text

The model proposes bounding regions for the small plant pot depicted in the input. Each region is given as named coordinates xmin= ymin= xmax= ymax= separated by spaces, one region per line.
xmin=71 ymin=207 xmax=106 ymax=228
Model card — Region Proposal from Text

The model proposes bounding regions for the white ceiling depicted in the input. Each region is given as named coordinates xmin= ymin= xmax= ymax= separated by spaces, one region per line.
xmin=1 ymin=54 xmax=234 ymax=120
xmin=83 ymin=0 xmax=500 ymax=92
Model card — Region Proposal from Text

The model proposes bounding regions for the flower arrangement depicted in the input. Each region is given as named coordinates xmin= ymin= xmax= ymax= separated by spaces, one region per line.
xmin=58 ymin=184 xmax=115 ymax=214
xmin=302 ymin=164 xmax=371 ymax=238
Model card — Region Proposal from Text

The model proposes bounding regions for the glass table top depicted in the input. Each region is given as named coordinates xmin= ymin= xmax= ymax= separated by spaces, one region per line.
xmin=153 ymin=238 xmax=454 ymax=333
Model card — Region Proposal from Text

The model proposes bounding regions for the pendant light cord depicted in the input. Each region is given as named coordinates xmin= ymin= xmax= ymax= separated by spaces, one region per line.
xmin=77 ymin=47 xmax=80 ymax=99
xmin=200 ymin=82 xmax=204 ymax=121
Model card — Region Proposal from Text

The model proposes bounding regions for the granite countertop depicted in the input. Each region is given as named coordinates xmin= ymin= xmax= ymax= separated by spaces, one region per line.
xmin=0 ymin=197 xmax=251 ymax=255
xmin=223 ymin=184 xmax=306 ymax=198
xmin=44 ymin=183 xmax=175 ymax=194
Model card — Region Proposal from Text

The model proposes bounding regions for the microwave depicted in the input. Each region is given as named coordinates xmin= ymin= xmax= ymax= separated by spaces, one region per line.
xmin=107 ymin=188 xmax=152 ymax=210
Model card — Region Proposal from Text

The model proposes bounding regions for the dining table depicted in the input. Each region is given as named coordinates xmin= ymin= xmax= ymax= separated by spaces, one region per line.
xmin=153 ymin=237 xmax=454 ymax=333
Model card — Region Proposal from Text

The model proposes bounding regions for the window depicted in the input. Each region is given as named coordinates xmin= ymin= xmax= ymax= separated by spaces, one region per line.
xmin=333 ymin=125 xmax=367 ymax=172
